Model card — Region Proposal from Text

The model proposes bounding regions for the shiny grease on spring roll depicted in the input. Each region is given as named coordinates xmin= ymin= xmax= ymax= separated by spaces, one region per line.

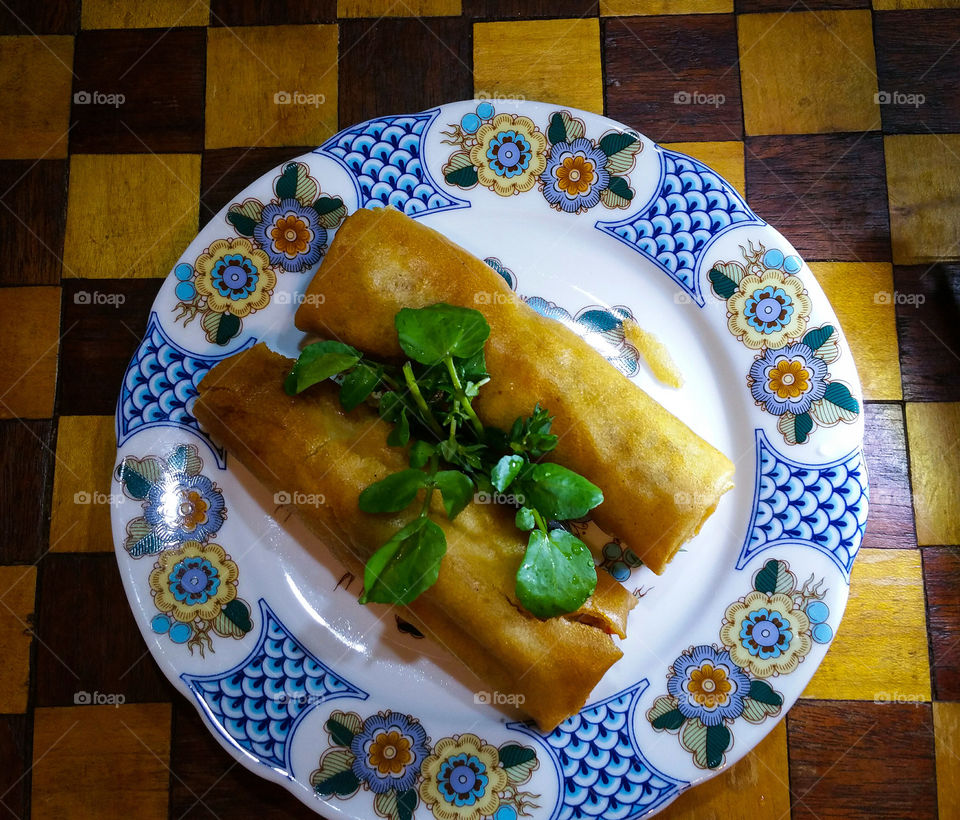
xmin=294 ymin=207 xmax=735 ymax=574
xmin=194 ymin=343 xmax=636 ymax=731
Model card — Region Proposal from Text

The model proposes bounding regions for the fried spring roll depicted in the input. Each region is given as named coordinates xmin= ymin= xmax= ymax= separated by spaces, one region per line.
xmin=294 ymin=207 xmax=735 ymax=574
xmin=194 ymin=343 xmax=636 ymax=731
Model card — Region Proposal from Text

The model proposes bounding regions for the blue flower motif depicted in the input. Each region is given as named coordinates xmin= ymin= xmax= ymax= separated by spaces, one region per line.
xmin=541 ymin=137 xmax=610 ymax=213
xmin=211 ymin=253 xmax=260 ymax=300
xmin=484 ymin=130 xmax=533 ymax=179
xmin=254 ymin=198 xmax=327 ymax=273
xmin=350 ymin=711 xmax=428 ymax=794
xmin=748 ymin=342 xmax=829 ymax=416
xmin=739 ymin=607 xmax=794 ymax=659
xmin=667 ymin=645 xmax=750 ymax=726
xmin=168 ymin=555 xmax=221 ymax=605
xmin=744 ymin=285 xmax=795 ymax=334
xmin=437 ymin=752 xmax=489 ymax=807
xmin=143 ymin=472 xmax=226 ymax=546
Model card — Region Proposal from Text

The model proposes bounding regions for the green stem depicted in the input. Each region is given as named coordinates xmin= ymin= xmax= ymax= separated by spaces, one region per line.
xmin=402 ymin=362 xmax=445 ymax=439
xmin=420 ymin=453 xmax=440 ymax=516
xmin=364 ymin=360 xmax=400 ymax=392
xmin=444 ymin=356 xmax=484 ymax=437
xmin=447 ymin=403 xmax=458 ymax=447
xmin=532 ymin=508 xmax=549 ymax=534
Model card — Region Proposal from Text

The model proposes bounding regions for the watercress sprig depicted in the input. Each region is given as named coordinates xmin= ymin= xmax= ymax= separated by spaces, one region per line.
xmin=285 ymin=302 xmax=604 ymax=618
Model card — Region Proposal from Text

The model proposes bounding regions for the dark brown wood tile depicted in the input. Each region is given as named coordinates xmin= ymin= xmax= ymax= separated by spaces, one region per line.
xmin=0 ymin=160 xmax=68 ymax=286
xmin=0 ymin=714 xmax=31 ymax=820
xmin=0 ymin=419 xmax=55 ymax=564
xmin=736 ymin=0 xmax=868 ymax=10
xmin=170 ymin=699 xmax=307 ymax=818
xmin=70 ymin=27 xmax=206 ymax=154
xmin=923 ymin=546 xmax=960 ymax=701
xmin=894 ymin=263 xmax=960 ymax=402
xmin=34 ymin=554 xmax=175 ymax=706
xmin=337 ymin=17 xmax=473 ymax=128
xmin=57 ymin=278 xmax=163 ymax=416
xmin=0 ymin=0 xmax=78 ymax=34
xmin=875 ymin=10 xmax=960 ymax=134
xmin=744 ymin=132 xmax=890 ymax=261
xmin=200 ymin=146 xmax=315 ymax=229
xmin=603 ymin=14 xmax=743 ymax=142
xmin=862 ymin=403 xmax=917 ymax=550
xmin=465 ymin=0 xmax=598 ymax=17
xmin=209 ymin=0 xmax=336 ymax=25
xmin=788 ymin=700 xmax=937 ymax=819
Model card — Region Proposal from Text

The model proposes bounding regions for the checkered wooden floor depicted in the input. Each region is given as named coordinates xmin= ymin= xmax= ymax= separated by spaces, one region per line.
xmin=1 ymin=0 xmax=959 ymax=817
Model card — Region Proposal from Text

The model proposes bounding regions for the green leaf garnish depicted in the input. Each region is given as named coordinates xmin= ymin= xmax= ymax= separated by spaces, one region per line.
xmin=509 ymin=404 xmax=558 ymax=458
xmin=515 ymin=507 xmax=535 ymax=531
xmin=287 ymin=303 xmax=610 ymax=618
xmin=285 ymin=341 xmax=362 ymax=395
xmin=358 ymin=469 xmax=427 ymax=513
xmin=490 ymin=454 xmax=524 ymax=492
xmin=387 ymin=410 xmax=410 ymax=447
xmin=340 ymin=365 xmax=379 ymax=411
xmin=434 ymin=470 xmax=474 ymax=520
xmin=395 ymin=303 xmax=490 ymax=365
xmin=378 ymin=390 xmax=404 ymax=423
xmin=360 ymin=517 xmax=447 ymax=605
xmin=409 ymin=441 xmax=434 ymax=469
xmin=517 ymin=463 xmax=603 ymax=520
xmin=515 ymin=528 xmax=597 ymax=619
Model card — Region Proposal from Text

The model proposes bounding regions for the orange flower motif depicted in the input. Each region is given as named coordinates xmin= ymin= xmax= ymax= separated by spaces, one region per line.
xmin=268 ymin=213 xmax=313 ymax=259
xmin=766 ymin=358 xmax=811 ymax=400
xmin=686 ymin=663 xmax=732 ymax=708
xmin=367 ymin=730 xmax=414 ymax=776
xmin=177 ymin=489 xmax=209 ymax=532
xmin=554 ymin=154 xmax=596 ymax=197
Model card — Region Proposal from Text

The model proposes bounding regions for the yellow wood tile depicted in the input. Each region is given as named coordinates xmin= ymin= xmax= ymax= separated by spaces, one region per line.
xmin=660 ymin=141 xmax=744 ymax=197
xmin=50 ymin=416 xmax=117 ymax=553
xmin=905 ymin=402 xmax=960 ymax=545
xmin=657 ymin=719 xmax=789 ymax=819
xmin=337 ymin=0 xmax=460 ymax=15
xmin=885 ymin=134 xmax=960 ymax=265
xmin=874 ymin=0 xmax=960 ymax=7
xmin=738 ymin=11 xmax=880 ymax=136
xmin=802 ymin=549 xmax=930 ymax=701
xmin=473 ymin=19 xmax=603 ymax=115
xmin=600 ymin=0 xmax=731 ymax=13
xmin=934 ymin=702 xmax=960 ymax=820
xmin=0 ymin=286 xmax=61 ymax=419
xmin=32 ymin=703 xmax=170 ymax=820
xmin=808 ymin=262 xmax=902 ymax=401
xmin=62 ymin=154 xmax=200 ymax=279
xmin=0 ymin=36 xmax=74 ymax=160
xmin=205 ymin=25 xmax=338 ymax=150
xmin=0 ymin=566 xmax=37 ymax=713
xmin=81 ymin=0 xmax=209 ymax=28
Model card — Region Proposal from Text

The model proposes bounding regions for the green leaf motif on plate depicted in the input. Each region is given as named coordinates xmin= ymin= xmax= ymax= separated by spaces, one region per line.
xmin=598 ymin=131 xmax=636 ymax=158
xmin=753 ymin=558 xmax=796 ymax=596
xmin=275 ymin=162 xmax=299 ymax=200
xmin=709 ymin=264 xmax=740 ymax=300
xmin=444 ymin=164 xmax=479 ymax=189
xmin=822 ymin=381 xmax=860 ymax=414
xmin=226 ymin=210 xmax=257 ymax=236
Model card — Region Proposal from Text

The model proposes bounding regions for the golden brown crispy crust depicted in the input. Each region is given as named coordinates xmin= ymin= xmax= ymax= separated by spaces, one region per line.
xmin=294 ymin=206 xmax=734 ymax=573
xmin=194 ymin=343 xmax=636 ymax=731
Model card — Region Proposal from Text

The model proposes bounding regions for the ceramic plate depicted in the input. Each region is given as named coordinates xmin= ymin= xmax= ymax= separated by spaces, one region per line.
xmin=111 ymin=99 xmax=868 ymax=819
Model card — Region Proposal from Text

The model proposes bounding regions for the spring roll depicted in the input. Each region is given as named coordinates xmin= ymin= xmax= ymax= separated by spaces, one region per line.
xmin=194 ymin=343 xmax=636 ymax=731
xmin=294 ymin=207 xmax=734 ymax=574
